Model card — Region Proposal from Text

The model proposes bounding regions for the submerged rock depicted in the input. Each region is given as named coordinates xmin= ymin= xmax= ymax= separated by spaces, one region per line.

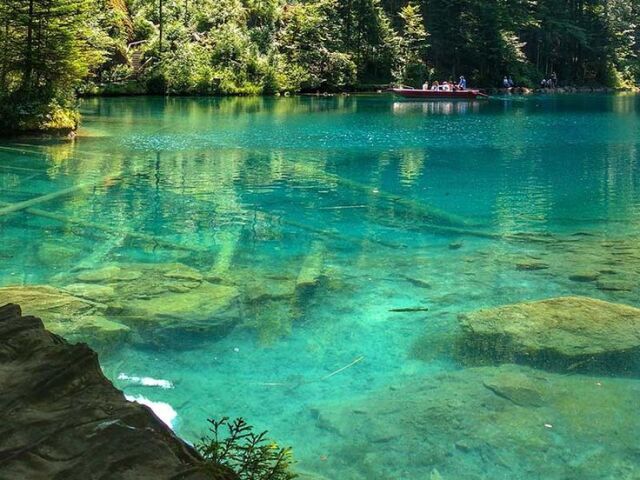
xmin=163 ymin=265 xmax=204 ymax=282
xmin=37 ymin=242 xmax=81 ymax=267
xmin=63 ymin=283 xmax=116 ymax=302
xmin=296 ymin=242 xmax=327 ymax=291
xmin=0 ymin=285 xmax=127 ymax=340
xmin=596 ymin=278 xmax=634 ymax=292
xmin=568 ymin=272 xmax=600 ymax=282
xmin=312 ymin=363 xmax=640 ymax=480
xmin=515 ymin=260 xmax=549 ymax=271
xmin=66 ymin=262 xmax=241 ymax=342
xmin=0 ymin=303 xmax=227 ymax=480
xmin=124 ymin=281 xmax=239 ymax=321
xmin=458 ymin=296 xmax=640 ymax=372
xmin=119 ymin=281 xmax=241 ymax=342
xmin=77 ymin=265 xmax=143 ymax=283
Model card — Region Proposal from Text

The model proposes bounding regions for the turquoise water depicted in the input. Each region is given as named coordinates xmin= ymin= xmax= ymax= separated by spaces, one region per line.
xmin=1 ymin=94 xmax=640 ymax=479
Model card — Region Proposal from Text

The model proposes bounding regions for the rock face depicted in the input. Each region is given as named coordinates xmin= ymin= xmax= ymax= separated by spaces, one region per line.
xmin=458 ymin=296 xmax=640 ymax=372
xmin=0 ymin=303 xmax=232 ymax=480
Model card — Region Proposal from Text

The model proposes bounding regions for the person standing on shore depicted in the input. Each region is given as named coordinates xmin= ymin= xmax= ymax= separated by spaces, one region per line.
xmin=551 ymin=72 xmax=558 ymax=87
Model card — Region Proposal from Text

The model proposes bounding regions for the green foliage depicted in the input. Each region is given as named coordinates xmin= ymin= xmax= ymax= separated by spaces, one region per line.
xmin=394 ymin=4 xmax=428 ymax=85
xmin=0 ymin=0 xmax=104 ymax=132
xmin=277 ymin=0 xmax=357 ymax=90
xmin=197 ymin=417 xmax=296 ymax=480
xmin=1 ymin=0 xmax=640 ymax=133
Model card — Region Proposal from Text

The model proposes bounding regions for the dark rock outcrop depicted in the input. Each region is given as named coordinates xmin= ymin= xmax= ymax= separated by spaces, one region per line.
xmin=0 ymin=303 xmax=226 ymax=480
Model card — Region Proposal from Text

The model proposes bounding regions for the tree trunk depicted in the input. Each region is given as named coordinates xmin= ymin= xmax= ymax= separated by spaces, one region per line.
xmin=23 ymin=0 xmax=35 ymax=93
xmin=159 ymin=0 xmax=163 ymax=55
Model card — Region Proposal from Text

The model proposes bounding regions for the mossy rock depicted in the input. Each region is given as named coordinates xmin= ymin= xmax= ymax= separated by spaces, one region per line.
xmin=0 ymin=285 xmax=127 ymax=340
xmin=37 ymin=242 xmax=81 ymax=267
xmin=77 ymin=265 xmax=142 ymax=283
xmin=568 ymin=272 xmax=600 ymax=282
xmin=457 ymin=296 xmax=640 ymax=373
xmin=515 ymin=261 xmax=549 ymax=271
xmin=63 ymin=283 xmax=116 ymax=302
xmin=120 ymin=281 xmax=240 ymax=337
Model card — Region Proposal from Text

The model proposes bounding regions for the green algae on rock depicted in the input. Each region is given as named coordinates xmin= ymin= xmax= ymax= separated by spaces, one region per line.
xmin=71 ymin=262 xmax=241 ymax=340
xmin=457 ymin=296 xmax=640 ymax=373
xmin=515 ymin=260 xmax=549 ymax=271
xmin=77 ymin=265 xmax=143 ymax=282
xmin=62 ymin=283 xmax=116 ymax=302
xmin=122 ymin=282 xmax=240 ymax=324
xmin=0 ymin=285 xmax=129 ymax=340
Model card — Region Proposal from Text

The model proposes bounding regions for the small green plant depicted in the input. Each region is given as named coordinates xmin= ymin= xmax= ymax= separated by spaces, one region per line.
xmin=197 ymin=417 xmax=296 ymax=480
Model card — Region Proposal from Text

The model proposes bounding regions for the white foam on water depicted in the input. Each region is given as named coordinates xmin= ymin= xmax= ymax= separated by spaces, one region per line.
xmin=118 ymin=373 xmax=174 ymax=389
xmin=125 ymin=394 xmax=177 ymax=429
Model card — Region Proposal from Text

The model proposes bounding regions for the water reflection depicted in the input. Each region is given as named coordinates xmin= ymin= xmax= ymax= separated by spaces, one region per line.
xmin=392 ymin=100 xmax=481 ymax=115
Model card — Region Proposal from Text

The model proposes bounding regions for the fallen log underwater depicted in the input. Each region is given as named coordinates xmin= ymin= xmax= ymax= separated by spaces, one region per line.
xmin=0 ymin=143 xmax=578 ymax=247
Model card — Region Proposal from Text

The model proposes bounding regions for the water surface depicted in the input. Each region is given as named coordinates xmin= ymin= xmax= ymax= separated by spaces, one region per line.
xmin=1 ymin=94 xmax=640 ymax=479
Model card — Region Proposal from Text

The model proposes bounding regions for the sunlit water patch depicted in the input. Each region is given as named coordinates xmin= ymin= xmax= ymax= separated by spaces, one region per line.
xmin=1 ymin=94 xmax=640 ymax=479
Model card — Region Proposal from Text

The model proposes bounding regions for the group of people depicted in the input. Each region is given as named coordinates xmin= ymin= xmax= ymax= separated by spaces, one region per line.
xmin=422 ymin=75 xmax=468 ymax=91
xmin=540 ymin=72 xmax=558 ymax=88
xmin=502 ymin=76 xmax=516 ymax=88
xmin=503 ymin=72 xmax=558 ymax=89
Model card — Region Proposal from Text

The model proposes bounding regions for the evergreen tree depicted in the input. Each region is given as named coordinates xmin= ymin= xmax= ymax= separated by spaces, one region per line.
xmin=394 ymin=4 xmax=428 ymax=86
xmin=0 ymin=0 xmax=103 ymax=132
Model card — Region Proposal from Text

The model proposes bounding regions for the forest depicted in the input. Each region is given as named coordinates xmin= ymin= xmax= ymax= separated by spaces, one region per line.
xmin=1 ymin=0 xmax=639 ymax=131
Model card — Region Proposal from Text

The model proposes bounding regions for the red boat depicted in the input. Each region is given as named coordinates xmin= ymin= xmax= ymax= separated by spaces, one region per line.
xmin=391 ymin=87 xmax=488 ymax=100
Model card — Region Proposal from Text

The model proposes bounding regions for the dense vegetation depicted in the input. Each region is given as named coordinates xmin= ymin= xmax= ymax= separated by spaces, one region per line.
xmin=1 ymin=0 xmax=639 ymax=131
xmin=0 ymin=0 xmax=104 ymax=132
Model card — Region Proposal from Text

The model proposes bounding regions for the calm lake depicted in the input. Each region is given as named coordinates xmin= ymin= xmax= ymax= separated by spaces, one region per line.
xmin=1 ymin=94 xmax=640 ymax=479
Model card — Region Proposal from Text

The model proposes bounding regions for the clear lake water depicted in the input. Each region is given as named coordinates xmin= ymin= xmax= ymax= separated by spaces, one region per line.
xmin=1 ymin=94 xmax=640 ymax=479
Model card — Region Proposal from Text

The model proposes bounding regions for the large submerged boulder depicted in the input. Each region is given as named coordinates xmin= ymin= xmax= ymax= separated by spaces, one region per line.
xmin=0 ymin=303 xmax=233 ymax=480
xmin=71 ymin=263 xmax=241 ymax=336
xmin=457 ymin=296 xmax=640 ymax=372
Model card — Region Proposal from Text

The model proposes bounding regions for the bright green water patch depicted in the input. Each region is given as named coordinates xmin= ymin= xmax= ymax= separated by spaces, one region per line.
xmin=1 ymin=94 xmax=640 ymax=479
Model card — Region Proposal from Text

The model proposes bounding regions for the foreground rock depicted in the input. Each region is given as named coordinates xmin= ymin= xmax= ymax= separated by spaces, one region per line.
xmin=457 ymin=296 xmax=640 ymax=373
xmin=0 ymin=303 xmax=233 ymax=480
xmin=311 ymin=364 xmax=640 ymax=480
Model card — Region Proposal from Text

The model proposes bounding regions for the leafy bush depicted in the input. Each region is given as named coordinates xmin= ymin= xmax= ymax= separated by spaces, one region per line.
xmin=0 ymin=95 xmax=78 ymax=134
xmin=197 ymin=417 xmax=296 ymax=480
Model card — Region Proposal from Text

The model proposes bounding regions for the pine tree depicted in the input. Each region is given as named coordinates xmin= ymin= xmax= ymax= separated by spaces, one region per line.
xmin=0 ymin=0 xmax=103 ymax=132
xmin=394 ymin=3 xmax=428 ymax=86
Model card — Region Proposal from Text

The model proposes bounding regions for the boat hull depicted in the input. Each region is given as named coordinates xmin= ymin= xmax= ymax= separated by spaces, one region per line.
xmin=391 ymin=88 xmax=487 ymax=99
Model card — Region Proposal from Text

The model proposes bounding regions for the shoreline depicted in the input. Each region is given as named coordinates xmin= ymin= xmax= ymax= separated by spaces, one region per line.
xmin=3 ymin=88 xmax=638 ymax=137
xmin=78 ymin=82 xmax=639 ymax=99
